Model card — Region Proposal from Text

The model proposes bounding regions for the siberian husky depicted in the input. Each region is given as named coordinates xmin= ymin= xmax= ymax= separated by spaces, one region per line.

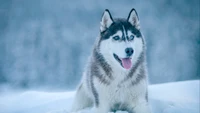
xmin=71 ymin=8 xmax=151 ymax=113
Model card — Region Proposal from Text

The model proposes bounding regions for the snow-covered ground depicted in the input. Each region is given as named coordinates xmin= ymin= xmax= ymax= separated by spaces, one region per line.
xmin=0 ymin=80 xmax=199 ymax=113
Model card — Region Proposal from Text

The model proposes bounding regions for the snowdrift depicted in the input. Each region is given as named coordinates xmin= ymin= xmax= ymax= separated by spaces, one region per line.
xmin=0 ymin=80 xmax=199 ymax=113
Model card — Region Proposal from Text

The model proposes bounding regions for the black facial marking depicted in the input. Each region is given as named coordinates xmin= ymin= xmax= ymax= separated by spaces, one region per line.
xmin=99 ymin=18 xmax=142 ymax=46
xmin=113 ymin=53 xmax=123 ymax=67
xmin=125 ymin=30 xmax=129 ymax=41
xmin=121 ymin=35 xmax=126 ymax=41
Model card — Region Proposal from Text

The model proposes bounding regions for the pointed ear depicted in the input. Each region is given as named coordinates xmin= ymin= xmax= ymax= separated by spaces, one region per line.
xmin=100 ymin=9 xmax=113 ymax=32
xmin=127 ymin=8 xmax=140 ymax=29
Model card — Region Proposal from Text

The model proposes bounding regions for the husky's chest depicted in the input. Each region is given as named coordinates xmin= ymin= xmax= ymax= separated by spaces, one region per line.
xmin=94 ymin=80 xmax=145 ymax=109
xmin=93 ymin=69 xmax=145 ymax=103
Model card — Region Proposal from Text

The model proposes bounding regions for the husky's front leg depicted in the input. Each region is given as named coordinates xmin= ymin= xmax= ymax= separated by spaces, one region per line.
xmin=71 ymin=84 xmax=93 ymax=112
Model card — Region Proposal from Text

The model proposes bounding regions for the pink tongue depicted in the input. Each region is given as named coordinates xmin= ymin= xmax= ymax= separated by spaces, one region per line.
xmin=121 ymin=58 xmax=132 ymax=70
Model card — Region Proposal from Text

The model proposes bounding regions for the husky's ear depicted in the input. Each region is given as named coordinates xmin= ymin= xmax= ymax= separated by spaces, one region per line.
xmin=127 ymin=8 xmax=140 ymax=29
xmin=100 ymin=9 xmax=113 ymax=32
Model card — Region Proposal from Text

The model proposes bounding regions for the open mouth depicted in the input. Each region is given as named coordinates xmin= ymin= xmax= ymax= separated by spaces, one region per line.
xmin=113 ymin=53 xmax=132 ymax=70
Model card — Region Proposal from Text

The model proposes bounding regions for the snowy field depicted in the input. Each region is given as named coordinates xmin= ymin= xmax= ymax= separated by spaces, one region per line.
xmin=0 ymin=80 xmax=199 ymax=113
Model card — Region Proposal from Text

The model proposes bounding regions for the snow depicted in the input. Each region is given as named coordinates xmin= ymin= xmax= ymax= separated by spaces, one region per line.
xmin=0 ymin=80 xmax=199 ymax=113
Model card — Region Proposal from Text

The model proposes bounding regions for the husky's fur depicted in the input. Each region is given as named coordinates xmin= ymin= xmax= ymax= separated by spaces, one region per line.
xmin=71 ymin=8 xmax=151 ymax=113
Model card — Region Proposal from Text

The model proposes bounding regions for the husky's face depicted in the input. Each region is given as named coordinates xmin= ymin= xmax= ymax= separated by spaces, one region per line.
xmin=98 ymin=9 xmax=144 ymax=70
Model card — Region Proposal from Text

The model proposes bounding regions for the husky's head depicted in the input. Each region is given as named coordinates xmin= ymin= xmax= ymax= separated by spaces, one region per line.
xmin=97 ymin=9 xmax=144 ymax=70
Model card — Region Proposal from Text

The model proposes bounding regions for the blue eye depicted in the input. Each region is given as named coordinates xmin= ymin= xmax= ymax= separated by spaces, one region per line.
xmin=113 ymin=36 xmax=120 ymax=41
xmin=129 ymin=35 xmax=135 ymax=41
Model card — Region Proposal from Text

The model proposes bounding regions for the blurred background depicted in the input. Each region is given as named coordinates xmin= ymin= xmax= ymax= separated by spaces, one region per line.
xmin=0 ymin=0 xmax=199 ymax=91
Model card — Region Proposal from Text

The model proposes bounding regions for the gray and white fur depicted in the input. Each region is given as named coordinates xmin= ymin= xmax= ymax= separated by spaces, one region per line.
xmin=71 ymin=8 xmax=151 ymax=113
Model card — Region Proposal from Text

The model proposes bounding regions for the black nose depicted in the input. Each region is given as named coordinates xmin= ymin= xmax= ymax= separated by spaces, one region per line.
xmin=125 ymin=48 xmax=134 ymax=56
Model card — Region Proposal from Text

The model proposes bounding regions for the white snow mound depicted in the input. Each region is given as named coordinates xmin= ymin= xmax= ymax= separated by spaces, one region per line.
xmin=0 ymin=80 xmax=199 ymax=113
